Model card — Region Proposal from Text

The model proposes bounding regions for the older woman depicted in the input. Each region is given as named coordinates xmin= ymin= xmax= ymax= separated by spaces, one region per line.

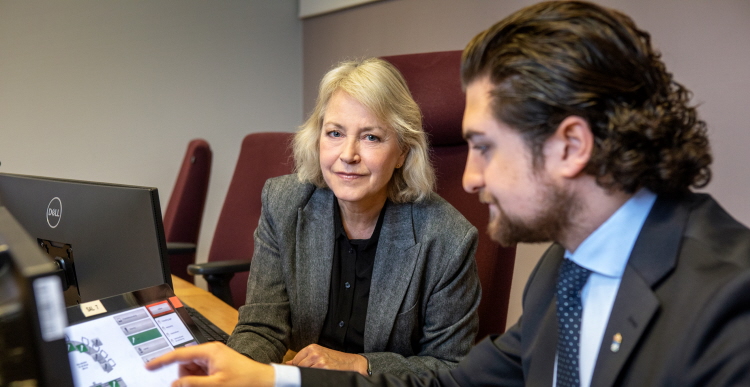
xmin=225 ymin=58 xmax=480 ymax=377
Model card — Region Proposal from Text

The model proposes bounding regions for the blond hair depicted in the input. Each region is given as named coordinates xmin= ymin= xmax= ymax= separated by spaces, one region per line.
xmin=293 ymin=57 xmax=435 ymax=203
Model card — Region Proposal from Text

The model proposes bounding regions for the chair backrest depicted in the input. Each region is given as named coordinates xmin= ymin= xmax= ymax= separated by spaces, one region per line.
xmin=163 ymin=139 xmax=212 ymax=282
xmin=208 ymin=132 xmax=295 ymax=308
xmin=382 ymin=51 xmax=517 ymax=340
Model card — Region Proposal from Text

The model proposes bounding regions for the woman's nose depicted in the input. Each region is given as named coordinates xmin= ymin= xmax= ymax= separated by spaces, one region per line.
xmin=340 ymin=138 xmax=360 ymax=164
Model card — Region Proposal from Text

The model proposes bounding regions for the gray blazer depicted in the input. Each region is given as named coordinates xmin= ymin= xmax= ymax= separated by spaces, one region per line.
xmin=226 ymin=174 xmax=480 ymax=376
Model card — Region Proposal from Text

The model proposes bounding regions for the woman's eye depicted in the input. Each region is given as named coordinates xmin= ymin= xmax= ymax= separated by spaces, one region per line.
xmin=328 ymin=130 xmax=342 ymax=137
xmin=365 ymin=134 xmax=380 ymax=142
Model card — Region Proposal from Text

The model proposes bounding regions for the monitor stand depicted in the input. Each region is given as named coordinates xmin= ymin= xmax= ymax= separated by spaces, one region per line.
xmin=39 ymin=239 xmax=81 ymax=305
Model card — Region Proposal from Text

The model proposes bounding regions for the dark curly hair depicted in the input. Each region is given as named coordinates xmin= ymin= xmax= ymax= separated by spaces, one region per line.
xmin=461 ymin=1 xmax=711 ymax=196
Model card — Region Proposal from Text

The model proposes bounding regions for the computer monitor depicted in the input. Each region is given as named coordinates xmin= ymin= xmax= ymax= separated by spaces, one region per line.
xmin=0 ymin=206 xmax=75 ymax=387
xmin=0 ymin=173 xmax=172 ymax=306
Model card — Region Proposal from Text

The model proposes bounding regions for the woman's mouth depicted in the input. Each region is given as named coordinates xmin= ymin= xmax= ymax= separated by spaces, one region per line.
xmin=336 ymin=172 xmax=363 ymax=181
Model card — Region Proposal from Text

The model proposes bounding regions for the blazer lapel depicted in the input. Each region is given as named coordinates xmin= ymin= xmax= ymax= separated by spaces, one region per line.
xmin=526 ymin=301 xmax=560 ymax=387
xmin=590 ymin=195 xmax=690 ymax=386
xmin=295 ymin=188 xmax=335 ymax=345
xmin=591 ymin=266 xmax=659 ymax=386
xmin=525 ymin=245 xmax=565 ymax=387
xmin=364 ymin=201 xmax=420 ymax=352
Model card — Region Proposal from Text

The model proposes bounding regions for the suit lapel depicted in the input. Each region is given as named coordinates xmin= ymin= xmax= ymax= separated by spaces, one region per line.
xmin=525 ymin=245 xmax=565 ymax=387
xmin=590 ymin=195 xmax=691 ymax=386
xmin=591 ymin=266 xmax=659 ymax=386
xmin=365 ymin=201 xmax=420 ymax=352
xmin=295 ymin=188 xmax=335 ymax=345
xmin=526 ymin=301 xmax=559 ymax=387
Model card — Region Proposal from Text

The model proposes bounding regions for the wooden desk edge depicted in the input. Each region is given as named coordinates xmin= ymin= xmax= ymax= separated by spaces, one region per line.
xmin=171 ymin=275 xmax=296 ymax=361
xmin=171 ymin=275 xmax=239 ymax=334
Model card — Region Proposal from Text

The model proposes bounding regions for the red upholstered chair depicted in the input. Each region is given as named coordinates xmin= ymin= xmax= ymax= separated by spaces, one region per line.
xmin=163 ymin=139 xmax=212 ymax=283
xmin=382 ymin=51 xmax=517 ymax=340
xmin=189 ymin=54 xmax=516 ymax=340
xmin=188 ymin=132 xmax=295 ymax=307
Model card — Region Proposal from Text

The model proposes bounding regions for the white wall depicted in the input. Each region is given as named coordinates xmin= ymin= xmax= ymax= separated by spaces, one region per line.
xmin=2 ymin=0 xmax=749 ymax=331
xmin=301 ymin=0 xmax=750 ymax=330
xmin=0 ymin=0 xmax=303 ymax=284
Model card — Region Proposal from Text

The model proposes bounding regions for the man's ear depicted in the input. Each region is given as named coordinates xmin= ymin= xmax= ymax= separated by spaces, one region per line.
xmin=543 ymin=116 xmax=593 ymax=178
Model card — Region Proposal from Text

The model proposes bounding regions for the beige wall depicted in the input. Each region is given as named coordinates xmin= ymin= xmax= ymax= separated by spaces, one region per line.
xmin=0 ymin=1 xmax=303 ymax=287
xmin=302 ymin=0 xmax=750 ymax=330
xmin=2 ymin=0 xmax=748 ymax=332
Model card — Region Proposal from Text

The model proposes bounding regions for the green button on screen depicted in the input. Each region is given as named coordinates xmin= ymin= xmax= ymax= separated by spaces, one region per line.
xmin=127 ymin=328 xmax=162 ymax=346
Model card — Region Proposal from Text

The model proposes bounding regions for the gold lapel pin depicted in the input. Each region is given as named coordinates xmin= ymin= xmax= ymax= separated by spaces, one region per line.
xmin=610 ymin=333 xmax=622 ymax=353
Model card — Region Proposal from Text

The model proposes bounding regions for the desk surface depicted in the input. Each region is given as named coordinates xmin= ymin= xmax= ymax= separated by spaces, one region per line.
xmin=172 ymin=275 xmax=238 ymax=334
xmin=171 ymin=275 xmax=296 ymax=362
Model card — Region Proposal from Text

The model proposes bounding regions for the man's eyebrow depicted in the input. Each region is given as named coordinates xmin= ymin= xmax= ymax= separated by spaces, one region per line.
xmin=463 ymin=129 xmax=485 ymax=142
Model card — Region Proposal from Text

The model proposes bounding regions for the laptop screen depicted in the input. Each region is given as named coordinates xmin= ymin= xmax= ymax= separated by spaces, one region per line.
xmin=65 ymin=284 xmax=206 ymax=387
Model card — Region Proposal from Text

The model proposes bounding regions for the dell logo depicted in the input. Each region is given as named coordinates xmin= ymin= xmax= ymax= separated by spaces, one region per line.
xmin=47 ymin=197 xmax=62 ymax=228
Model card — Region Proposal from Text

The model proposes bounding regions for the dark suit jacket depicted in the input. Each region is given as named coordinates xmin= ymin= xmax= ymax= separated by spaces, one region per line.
xmin=301 ymin=193 xmax=750 ymax=386
xmin=226 ymin=174 xmax=481 ymax=376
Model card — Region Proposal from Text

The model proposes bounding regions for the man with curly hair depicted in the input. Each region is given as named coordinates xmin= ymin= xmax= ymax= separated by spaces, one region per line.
xmin=147 ymin=2 xmax=750 ymax=386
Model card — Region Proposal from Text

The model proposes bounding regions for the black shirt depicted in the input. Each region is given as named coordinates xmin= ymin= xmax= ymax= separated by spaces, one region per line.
xmin=317 ymin=199 xmax=387 ymax=354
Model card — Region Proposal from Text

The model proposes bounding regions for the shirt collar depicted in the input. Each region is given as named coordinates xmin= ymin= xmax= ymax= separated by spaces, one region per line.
xmin=333 ymin=198 xmax=347 ymax=239
xmin=565 ymin=188 xmax=657 ymax=278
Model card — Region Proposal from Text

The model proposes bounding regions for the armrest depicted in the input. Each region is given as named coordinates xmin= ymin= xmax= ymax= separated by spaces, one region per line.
xmin=166 ymin=242 xmax=196 ymax=255
xmin=187 ymin=259 xmax=251 ymax=307
xmin=187 ymin=259 xmax=251 ymax=276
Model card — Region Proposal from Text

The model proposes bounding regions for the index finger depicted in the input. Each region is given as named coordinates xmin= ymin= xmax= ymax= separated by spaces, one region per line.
xmin=288 ymin=348 xmax=309 ymax=366
xmin=146 ymin=345 xmax=212 ymax=370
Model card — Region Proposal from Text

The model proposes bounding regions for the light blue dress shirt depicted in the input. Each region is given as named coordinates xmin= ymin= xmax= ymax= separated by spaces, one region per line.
xmin=554 ymin=188 xmax=656 ymax=387
xmin=273 ymin=189 xmax=657 ymax=387
xmin=272 ymin=363 xmax=301 ymax=387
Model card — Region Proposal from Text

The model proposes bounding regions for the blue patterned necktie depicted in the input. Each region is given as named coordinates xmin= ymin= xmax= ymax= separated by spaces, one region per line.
xmin=556 ymin=258 xmax=592 ymax=387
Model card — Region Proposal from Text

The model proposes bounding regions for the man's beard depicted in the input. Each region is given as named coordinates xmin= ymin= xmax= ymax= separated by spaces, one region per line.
xmin=485 ymin=180 xmax=580 ymax=247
